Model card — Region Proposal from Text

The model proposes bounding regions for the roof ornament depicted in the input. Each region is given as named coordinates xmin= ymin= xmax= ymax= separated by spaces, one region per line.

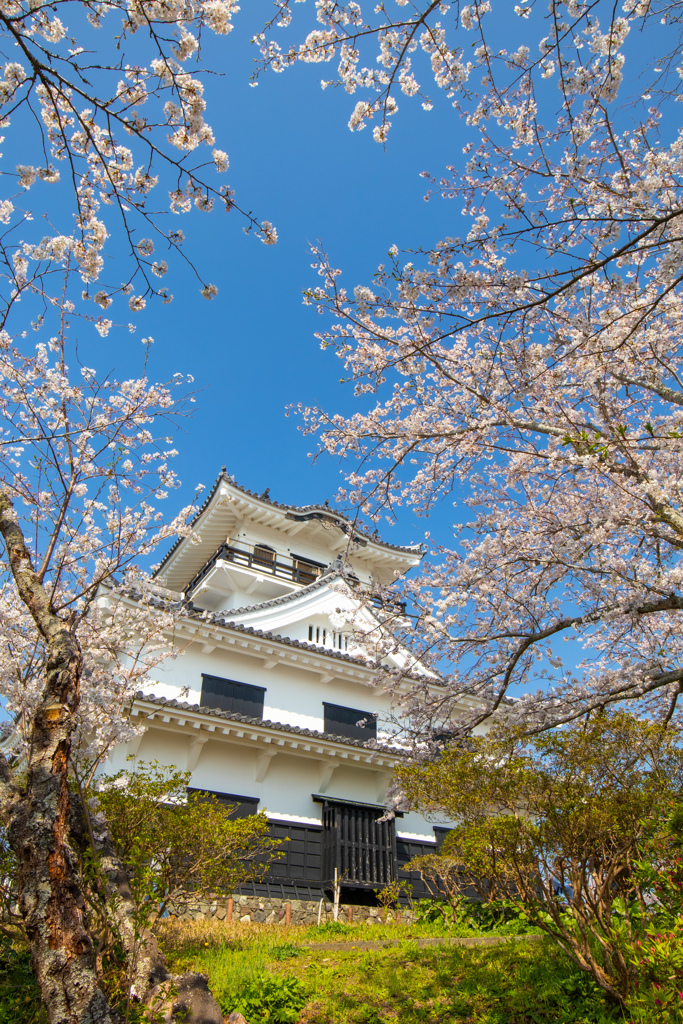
xmin=325 ymin=555 xmax=347 ymax=576
xmin=259 ymin=487 xmax=270 ymax=500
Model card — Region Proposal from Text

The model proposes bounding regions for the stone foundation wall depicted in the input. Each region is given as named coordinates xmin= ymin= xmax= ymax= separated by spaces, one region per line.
xmin=178 ymin=894 xmax=415 ymax=926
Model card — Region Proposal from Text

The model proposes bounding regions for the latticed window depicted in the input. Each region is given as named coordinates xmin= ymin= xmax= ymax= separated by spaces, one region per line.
xmin=308 ymin=625 xmax=348 ymax=650
xmin=319 ymin=799 xmax=396 ymax=889
xmin=292 ymin=555 xmax=323 ymax=584
xmin=323 ymin=702 xmax=377 ymax=741
xmin=252 ymin=544 xmax=276 ymax=569
xmin=200 ymin=674 xmax=265 ymax=717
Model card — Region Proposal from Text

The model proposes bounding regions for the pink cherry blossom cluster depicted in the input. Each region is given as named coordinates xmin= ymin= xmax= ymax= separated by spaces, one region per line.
xmin=0 ymin=0 xmax=279 ymax=326
xmin=285 ymin=2 xmax=683 ymax=733
xmin=0 ymin=307 xmax=203 ymax=768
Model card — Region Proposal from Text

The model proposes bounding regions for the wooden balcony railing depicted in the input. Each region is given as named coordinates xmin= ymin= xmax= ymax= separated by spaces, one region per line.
xmin=185 ymin=542 xmax=324 ymax=599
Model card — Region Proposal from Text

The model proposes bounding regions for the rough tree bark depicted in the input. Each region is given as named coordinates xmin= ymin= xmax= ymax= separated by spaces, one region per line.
xmin=0 ymin=491 xmax=223 ymax=1024
xmin=0 ymin=491 xmax=121 ymax=1024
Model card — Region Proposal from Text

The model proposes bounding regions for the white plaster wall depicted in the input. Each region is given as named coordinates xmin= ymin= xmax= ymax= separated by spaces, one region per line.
xmin=106 ymin=727 xmax=188 ymax=773
xmin=146 ymin=642 xmax=395 ymax=732
xmin=104 ymin=725 xmax=452 ymax=839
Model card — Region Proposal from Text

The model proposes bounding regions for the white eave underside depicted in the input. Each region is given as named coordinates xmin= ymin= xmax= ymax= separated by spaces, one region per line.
xmin=155 ymin=481 xmax=422 ymax=592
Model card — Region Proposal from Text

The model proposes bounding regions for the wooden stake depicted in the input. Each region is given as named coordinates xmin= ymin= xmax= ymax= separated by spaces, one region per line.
xmin=285 ymin=902 xmax=291 ymax=926
xmin=333 ymin=867 xmax=341 ymax=922
xmin=227 ymin=898 xmax=233 ymax=922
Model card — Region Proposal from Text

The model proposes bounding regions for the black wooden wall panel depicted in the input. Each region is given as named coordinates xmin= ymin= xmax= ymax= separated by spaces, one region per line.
xmin=266 ymin=820 xmax=323 ymax=884
xmin=187 ymin=788 xmax=259 ymax=820
xmin=397 ymin=838 xmax=439 ymax=899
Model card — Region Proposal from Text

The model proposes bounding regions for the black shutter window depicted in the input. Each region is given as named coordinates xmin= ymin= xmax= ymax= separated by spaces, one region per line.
xmin=200 ymin=674 xmax=266 ymax=718
xmin=323 ymin=702 xmax=377 ymax=741
xmin=187 ymin=789 xmax=259 ymax=819
xmin=433 ymin=826 xmax=452 ymax=850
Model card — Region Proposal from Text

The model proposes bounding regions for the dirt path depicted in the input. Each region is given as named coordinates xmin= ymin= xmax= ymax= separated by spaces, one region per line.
xmin=303 ymin=934 xmax=542 ymax=952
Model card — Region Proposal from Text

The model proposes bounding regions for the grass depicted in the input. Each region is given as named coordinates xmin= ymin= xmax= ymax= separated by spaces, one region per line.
xmin=0 ymin=917 xmax=633 ymax=1023
xmin=157 ymin=919 xmax=625 ymax=1023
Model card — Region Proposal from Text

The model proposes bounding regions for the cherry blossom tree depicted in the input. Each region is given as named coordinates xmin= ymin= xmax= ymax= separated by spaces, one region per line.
xmin=0 ymin=290 xmax=223 ymax=1022
xmin=269 ymin=0 xmax=683 ymax=734
xmin=0 ymin=1 xmax=276 ymax=1019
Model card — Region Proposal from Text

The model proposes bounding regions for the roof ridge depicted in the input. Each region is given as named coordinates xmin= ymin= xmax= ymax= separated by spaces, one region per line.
xmin=135 ymin=691 xmax=407 ymax=755
xmin=214 ymin=571 xmax=350 ymax=618
xmin=154 ymin=469 xmax=424 ymax=577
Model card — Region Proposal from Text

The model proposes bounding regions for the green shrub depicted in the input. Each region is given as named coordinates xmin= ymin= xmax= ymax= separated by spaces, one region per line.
xmin=269 ymin=943 xmax=301 ymax=962
xmin=226 ymin=972 xmax=306 ymax=1023
xmin=0 ymin=942 xmax=45 ymax=1024
xmin=89 ymin=760 xmax=283 ymax=928
xmin=623 ymin=921 xmax=683 ymax=1022
xmin=413 ymin=895 xmax=534 ymax=934
xmin=399 ymin=710 xmax=683 ymax=1010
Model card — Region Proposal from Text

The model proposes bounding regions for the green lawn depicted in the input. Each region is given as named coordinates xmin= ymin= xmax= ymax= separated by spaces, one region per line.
xmin=0 ymin=919 xmax=637 ymax=1024
xmin=158 ymin=920 xmax=625 ymax=1024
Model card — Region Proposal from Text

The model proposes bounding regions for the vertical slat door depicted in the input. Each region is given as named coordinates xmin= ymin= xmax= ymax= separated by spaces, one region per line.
xmin=322 ymin=801 xmax=397 ymax=888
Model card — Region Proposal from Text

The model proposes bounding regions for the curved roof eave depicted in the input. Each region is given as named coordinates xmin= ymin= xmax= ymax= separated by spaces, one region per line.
xmin=134 ymin=692 xmax=410 ymax=756
xmin=154 ymin=470 xmax=424 ymax=584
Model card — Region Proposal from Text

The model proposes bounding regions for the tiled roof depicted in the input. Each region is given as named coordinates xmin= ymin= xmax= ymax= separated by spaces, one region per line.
xmin=197 ymin=570 xmax=348 ymax=618
xmin=123 ymin=582 xmax=439 ymax=685
xmin=135 ymin=692 xmax=408 ymax=756
xmin=132 ymin=585 xmax=378 ymax=667
xmin=155 ymin=470 xmax=424 ymax=576
xmin=185 ymin=609 xmax=436 ymax=682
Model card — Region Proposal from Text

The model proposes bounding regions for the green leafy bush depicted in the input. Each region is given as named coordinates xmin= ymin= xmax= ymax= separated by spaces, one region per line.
xmin=269 ymin=943 xmax=301 ymax=962
xmin=626 ymin=922 xmax=683 ymax=1022
xmin=89 ymin=760 xmax=283 ymax=928
xmin=412 ymin=893 xmax=529 ymax=931
xmin=0 ymin=942 xmax=45 ymax=1024
xmin=399 ymin=711 xmax=683 ymax=1011
xmin=227 ymin=972 xmax=306 ymax=1023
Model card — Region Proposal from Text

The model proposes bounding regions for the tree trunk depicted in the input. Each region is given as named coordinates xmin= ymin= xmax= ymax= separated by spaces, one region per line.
xmin=69 ymin=792 xmax=224 ymax=1023
xmin=0 ymin=654 xmax=122 ymax=1022
xmin=0 ymin=491 xmax=122 ymax=1024
xmin=69 ymin=794 xmax=170 ymax=999
xmin=0 ymin=491 xmax=224 ymax=1024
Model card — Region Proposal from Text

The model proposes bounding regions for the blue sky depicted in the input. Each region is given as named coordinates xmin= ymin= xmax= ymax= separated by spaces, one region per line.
xmin=89 ymin=3 xmax=469 ymax=551
xmin=15 ymin=1 xmax=663 ymax=558
xmin=6 ymin=0 xmax=667 ymax=702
